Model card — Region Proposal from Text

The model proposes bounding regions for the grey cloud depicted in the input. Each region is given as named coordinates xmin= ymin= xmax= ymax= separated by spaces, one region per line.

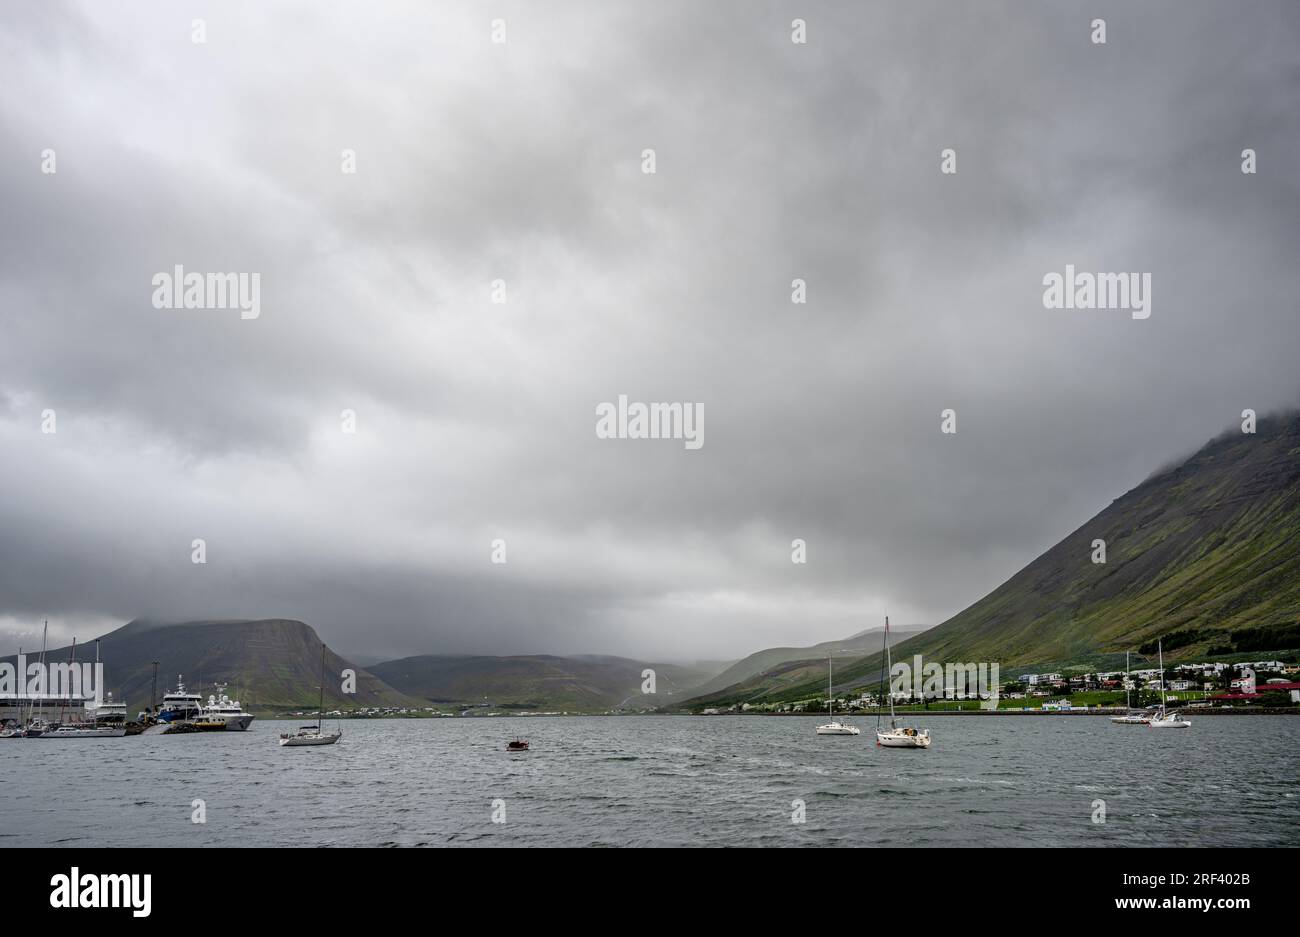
xmin=0 ymin=1 xmax=1297 ymax=661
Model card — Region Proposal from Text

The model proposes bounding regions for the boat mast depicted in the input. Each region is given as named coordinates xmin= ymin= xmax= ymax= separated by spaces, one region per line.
xmin=885 ymin=616 xmax=896 ymax=729
xmin=28 ymin=619 xmax=48 ymax=725
xmin=59 ymin=637 xmax=76 ymax=724
xmin=1126 ymin=650 xmax=1131 ymax=709
xmin=828 ymin=654 xmax=833 ymax=719
xmin=318 ymin=643 xmax=326 ymax=732
xmin=1158 ymin=639 xmax=1167 ymax=714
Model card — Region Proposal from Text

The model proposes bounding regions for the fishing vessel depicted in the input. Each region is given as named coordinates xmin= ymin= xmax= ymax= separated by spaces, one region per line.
xmin=91 ymin=693 xmax=129 ymax=728
xmin=815 ymin=654 xmax=860 ymax=735
xmin=876 ymin=616 xmax=931 ymax=748
xmin=1110 ymin=651 xmax=1150 ymax=724
xmin=202 ymin=685 xmax=255 ymax=731
xmin=280 ymin=644 xmax=342 ymax=747
xmin=1148 ymin=639 xmax=1191 ymax=729
xmin=158 ymin=678 xmax=205 ymax=724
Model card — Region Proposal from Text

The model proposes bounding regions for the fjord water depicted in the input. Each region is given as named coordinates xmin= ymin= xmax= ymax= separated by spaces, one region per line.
xmin=3 ymin=716 xmax=1296 ymax=847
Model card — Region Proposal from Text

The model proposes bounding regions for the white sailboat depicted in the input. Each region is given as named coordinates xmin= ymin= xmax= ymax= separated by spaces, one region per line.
xmin=815 ymin=654 xmax=860 ymax=735
xmin=280 ymin=643 xmax=342 ymax=747
xmin=1148 ymin=638 xmax=1190 ymax=729
xmin=1110 ymin=650 xmax=1150 ymax=725
xmin=876 ymin=616 xmax=930 ymax=748
xmin=40 ymin=638 xmax=125 ymax=738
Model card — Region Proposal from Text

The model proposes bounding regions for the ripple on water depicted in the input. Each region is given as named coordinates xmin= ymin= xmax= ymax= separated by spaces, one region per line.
xmin=4 ymin=716 xmax=1298 ymax=847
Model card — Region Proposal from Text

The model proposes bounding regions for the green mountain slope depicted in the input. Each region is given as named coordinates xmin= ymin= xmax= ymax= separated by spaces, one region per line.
xmin=369 ymin=653 xmax=720 ymax=711
xmin=686 ymin=625 xmax=927 ymax=698
xmin=3 ymin=618 xmax=423 ymax=713
xmin=680 ymin=412 xmax=1300 ymax=708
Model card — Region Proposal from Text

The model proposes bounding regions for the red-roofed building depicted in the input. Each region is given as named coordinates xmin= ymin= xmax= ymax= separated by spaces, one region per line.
xmin=1210 ymin=682 xmax=1300 ymax=703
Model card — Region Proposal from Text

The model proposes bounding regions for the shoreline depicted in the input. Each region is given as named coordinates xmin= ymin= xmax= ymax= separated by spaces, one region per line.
xmin=683 ymin=707 xmax=1300 ymax=717
xmin=249 ymin=707 xmax=1300 ymax=719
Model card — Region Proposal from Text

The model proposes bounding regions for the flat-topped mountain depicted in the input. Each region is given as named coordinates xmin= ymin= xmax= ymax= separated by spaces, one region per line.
xmin=3 ymin=618 xmax=422 ymax=713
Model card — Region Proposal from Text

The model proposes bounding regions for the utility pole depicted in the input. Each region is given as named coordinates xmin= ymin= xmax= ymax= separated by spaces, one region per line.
xmin=150 ymin=661 xmax=159 ymax=715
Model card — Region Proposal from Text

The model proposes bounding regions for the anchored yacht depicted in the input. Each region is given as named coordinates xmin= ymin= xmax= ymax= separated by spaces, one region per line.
xmin=1111 ymin=652 xmax=1150 ymax=724
xmin=39 ymin=723 xmax=126 ymax=738
xmin=279 ymin=644 xmax=342 ymax=747
xmin=1148 ymin=639 xmax=1191 ymax=729
xmin=815 ymin=654 xmax=860 ymax=735
xmin=875 ymin=616 xmax=931 ymax=749
xmin=203 ymin=685 xmax=255 ymax=731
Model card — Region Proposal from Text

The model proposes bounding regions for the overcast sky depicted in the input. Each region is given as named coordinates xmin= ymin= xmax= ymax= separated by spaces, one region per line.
xmin=1 ymin=1 xmax=1297 ymax=663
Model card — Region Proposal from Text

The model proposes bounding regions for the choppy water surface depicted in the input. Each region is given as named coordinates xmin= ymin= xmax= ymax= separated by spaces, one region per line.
xmin=3 ymin=715 xmax=1296 ymax=847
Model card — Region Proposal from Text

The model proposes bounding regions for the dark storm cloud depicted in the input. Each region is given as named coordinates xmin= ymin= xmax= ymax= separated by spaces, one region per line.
xmin=1 ymin=1 xmax=1297 ymax=659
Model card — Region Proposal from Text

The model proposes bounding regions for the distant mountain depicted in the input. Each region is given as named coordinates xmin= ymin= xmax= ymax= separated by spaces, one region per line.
xmin=680 ymin=413 xmax=1300 ymax=708
xmin=685 ymin=625 xmax=928 ymax=699
xmin=369 ymin=653 xmax=721 ymax=712
xmin=2 ymin=618 xmax=423 ymax=713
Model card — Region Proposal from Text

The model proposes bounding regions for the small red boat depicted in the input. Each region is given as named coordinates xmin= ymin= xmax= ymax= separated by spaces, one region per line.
xmin=506 ymin=738 xmax=529 ymax=751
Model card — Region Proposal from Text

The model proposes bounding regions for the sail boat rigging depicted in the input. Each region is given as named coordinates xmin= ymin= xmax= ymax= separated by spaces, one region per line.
xmin=875 ymin=616 xmax=931 ymax=748
xmin=1148 ymin=638 xmax=1191 ymax=728
xmin=279 ymin=642 xmax=343 ymax=746
xmin=815 ymin=652 xmax=860 ymax=735
xmin=1110 ymin=649 xmax=1150 ymax=724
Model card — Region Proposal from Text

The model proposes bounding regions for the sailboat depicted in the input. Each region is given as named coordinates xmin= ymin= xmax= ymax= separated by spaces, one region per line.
xmin=1148 ymin=638 xmax=1191 ymax=729
xmin=1110 ymin=650 xmax=1150 ymax=725
xmin=40 ymin=639 xmax=126 ymax=738
xmin=279 ymin=643 xmax=343 ymax=747
xmin=20 ymin=621 xmax=50 ymax=737
xmin=815 ymin=653 xmax=860 ymax=735
xmin=876 ymin=616 xmax=930 ymax=748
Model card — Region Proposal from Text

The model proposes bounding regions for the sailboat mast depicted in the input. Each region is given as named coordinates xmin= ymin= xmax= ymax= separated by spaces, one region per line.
xmin=885 ymin=616 xmax=896 ymax=728
xmin=1126 ymin=650 xmax=1131 ymax=709
xmin=1158 ymin=639 xmax=1167 ymax=712
xmin=318 ymin=643 xmax=326 ymax=732
xmin=29 ymin=619 xmax=48 ymax=725
xmin=59 ymin=637 xmax=76 ymax=724
xmin=828 ymin=655 xmax=833 ymax=718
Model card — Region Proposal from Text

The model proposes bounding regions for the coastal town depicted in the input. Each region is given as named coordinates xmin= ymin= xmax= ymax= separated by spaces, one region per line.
xmin=698 ymin=659 xmax=1300 ymax=715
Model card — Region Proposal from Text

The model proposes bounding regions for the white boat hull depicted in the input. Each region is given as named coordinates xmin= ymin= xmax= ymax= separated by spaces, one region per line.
xmin=1149 ymin=716 xmax=1191 ymax=728
xmin=876 ymin=730 xmax=931 ymax=748
xmin=815 ymin=723 xmax=860 ymax=735
xmin=39 ymin=726 xmax=127 ymax=738
xmin=1110 ymin=715 xmax=1150 ymax=725
xmin=206 ymin=714 xmax=255 ymax=731
xmin=279 ymin=732 xmax=341 ymax=746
